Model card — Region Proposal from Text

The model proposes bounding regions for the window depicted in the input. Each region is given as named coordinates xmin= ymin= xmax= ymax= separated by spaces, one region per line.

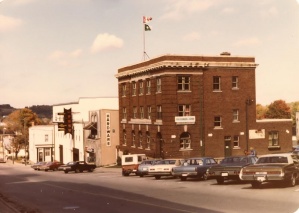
xmin=232 ymin=76 xmax=238 ymax=89
xmin=157 ymin=105 xmax=162 ymax=120
xmin=233 ymin=135 xmax=239 ymax=147
xmin=147 ymin=106 xmax=151 ymax=119
xmin=146 ymin=132 xmax=150 ymax=149
xmin=123 ymin=130 xmax=127 ymax=145
xmin=132 ymin=82 xmax=136 ymax=96
xmin=132 ymin=131 xmax=135 ymax=147
xmin=233 ymin=109 xmax=239 ymax=122
xmin=122 ymin=84 xmax=126 ymax=97
xmin=139 ymin=81 xmax=144 ymax=95
xmin=178 ymin=105 xmax=191 ymax=116
xmin=214 ymin=116 xmax=222 ymax=127
xmin=133 ymin=107 xmax=137 ymax=119
xmin=156 ymin=78 xmax=161 ymax=93
xmin=268 ymin=131 xmax=279 ymax=146
xmin=139 ymin=131 xmax=142 ymax=147
xmin=178 ymin=76 xmax=190 ymax=91
xmin=213 ymin=76 xmax=221 ymax=91
xmin=146 ymin=79 xmax=151 ymax=94
xmin=122 ymin=107 xmax=127 ymax=120
xmin=45 ymin=148 xmax=50 ymax=156
xmin=140 ymin=106 xmax=144 ymax=119
xmin=45 ymin=134 xmax=48 ymax=142
xmin=180 ymin=132 xmax=191 ymax=149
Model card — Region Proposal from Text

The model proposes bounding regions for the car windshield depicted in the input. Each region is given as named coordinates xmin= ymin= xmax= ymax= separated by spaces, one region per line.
xmin=256 ymin=156 xmax=288 ymax=164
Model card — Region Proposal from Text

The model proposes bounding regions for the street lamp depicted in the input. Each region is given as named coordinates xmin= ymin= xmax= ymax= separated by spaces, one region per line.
xmin=245 ymin=98 xmax=254 ymax=152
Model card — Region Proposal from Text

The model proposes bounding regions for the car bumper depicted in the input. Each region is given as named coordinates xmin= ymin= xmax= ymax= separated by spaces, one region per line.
xmin=240 ymin=174 xmax=285 ymax=182
xmin=148 ymin=172 xmax=172 ymax=176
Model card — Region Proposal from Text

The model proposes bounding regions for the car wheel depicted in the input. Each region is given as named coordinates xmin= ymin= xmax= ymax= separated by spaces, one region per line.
xmin=202 ymin=173 xmax=208 ymax=181
xmin=64 ymin=171 xmax=68 ymax=174
xmin=287 ymin=174 xmax=296 ymax=187
xmin=45 ymin=170 xmax=48 ymax=172
xmin=139 ymin=174 xmax=144 ymax=178
xmin=251 ymin=181 xmax=262 ymax=188
xmin=75 ymin=169 xmax=80 ymax=173
xmin=216 ymin=177 xmax=224 ymax=184
xmin=88 ymin=169 xmax=94 ymax=172
xmin=155 ymin=175 xmax=161 ymax=180
xmin=180 ymin=176 xmax=187 ymax=181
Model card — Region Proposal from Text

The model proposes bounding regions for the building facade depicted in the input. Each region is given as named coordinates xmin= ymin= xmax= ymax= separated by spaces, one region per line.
xmin=115 ymin=53 xmax=292 ymax=159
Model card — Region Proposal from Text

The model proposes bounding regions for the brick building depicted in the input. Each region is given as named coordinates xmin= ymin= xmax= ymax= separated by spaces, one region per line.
xmin=115 ymin=53 xmax=292 ymax=159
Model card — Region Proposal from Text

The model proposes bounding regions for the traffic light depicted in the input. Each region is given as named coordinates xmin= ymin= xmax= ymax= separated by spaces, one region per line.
xmin=63 ymin=108 xmax=73 ymax=135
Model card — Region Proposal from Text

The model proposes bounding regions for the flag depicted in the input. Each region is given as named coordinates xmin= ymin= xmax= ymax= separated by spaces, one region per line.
xmin=144 ymin=24 xmax=151 ymax=31
xmin=143 ymin=16 xmax=152 ymax=23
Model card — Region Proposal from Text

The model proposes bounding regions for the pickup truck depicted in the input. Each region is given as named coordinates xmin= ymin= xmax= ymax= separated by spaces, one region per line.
xmin=58 ymin=161 xmax=96 ymax=174
xmin=239 ymin=153 xmax=299 ymax=188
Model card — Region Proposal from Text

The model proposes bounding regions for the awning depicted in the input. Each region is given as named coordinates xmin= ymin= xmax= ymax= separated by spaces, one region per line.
xmin=84 ymin=122 xmax=97 ymax=130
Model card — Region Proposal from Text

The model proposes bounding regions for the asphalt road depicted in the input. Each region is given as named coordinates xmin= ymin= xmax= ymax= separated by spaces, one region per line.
xmin=0 ymin=161 xmax=299 ymax=213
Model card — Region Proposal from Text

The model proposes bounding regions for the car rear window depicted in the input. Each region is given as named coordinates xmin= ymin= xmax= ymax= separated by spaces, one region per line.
xmin=257 ymin=156 xmax=288 ymax=164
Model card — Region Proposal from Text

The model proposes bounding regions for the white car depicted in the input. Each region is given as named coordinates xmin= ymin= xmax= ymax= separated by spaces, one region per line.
xmin=148 ymin=159 xmax=183 ymax=179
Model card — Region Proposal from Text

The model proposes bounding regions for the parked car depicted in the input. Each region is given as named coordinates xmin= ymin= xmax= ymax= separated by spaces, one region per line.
xmin=31 ymin=162 xmax=46 ymax=170
xmin=148 ymin=159 xmax=183 ymax=180
xmin=39 ymin=161 xmax=64 ymax=172
xmin=207 ymin=155 xmax=258 ymax=184
xmin=121 ymin=154 xmax=147 ymax=176
xmin=58 ymin=161 xmax=96 ymax=173
xmin=172 ymin=157 xmax=218 ymax=181
xmin=136 ymin=159 xmax=158 ymax=177
xmin=239 ymin=153 xmax=299 ymax=188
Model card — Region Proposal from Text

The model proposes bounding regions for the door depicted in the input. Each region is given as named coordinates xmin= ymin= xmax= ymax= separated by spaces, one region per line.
xmin=73 ymin=148 xmax=79 ymax=161
xmin=224 ymin=136 xmax=232 ymax=157
xmin=59 ymin=145 xmax=63 ymax=163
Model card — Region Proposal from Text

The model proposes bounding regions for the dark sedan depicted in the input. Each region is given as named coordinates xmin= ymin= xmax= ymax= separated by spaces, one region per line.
xmin=206 ymin=155 xmax=258 ymax=184
xmin=58 ymin=161 xmax=96 ymax=173
xmin=172 ymin=157 xmax=218 ymax=181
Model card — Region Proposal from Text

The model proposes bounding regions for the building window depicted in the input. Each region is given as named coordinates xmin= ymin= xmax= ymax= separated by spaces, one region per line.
xmin=178 ymin=76 xmax=190 ymax=91
xmin=133 ymin=107 xmax=137 ymax=119
xmin=139 ymin=81 xmax=144 ymax=95
xmin=156 ymin=78 xmax=161 ymax=93
xmin=146 ymin=79 xmax=151 ymax=94
xmin=122 ymin=107 xmax=127 ymax=120
xmin=178 ymin=105 xmax=191 ymax=116
xmin=268 ymin=131 xmax=279 ymax=146
xmin=147 ymin=106 xmax=151 ymax=119
xmin=140 ymin=106 xmax=144 ymax=119
xmin=45 ymin=134 xmax=48 ymax=142
xmin=122 ymin=84 xmax=126 ymax=97
xmin=233 ymin=109 xmax=239 ymax=122
xmin=132 ymin=131 xmax=135 ymax=147
xmin=146 ymin=132 xmax=150 ymax=149
xmin=232 ymin=76 xmax=238 ymax=89
xmin=180 ymin=132 xmax=191 ymax=149
xmin=233 ymin=135 xmax=239 ymax=147
xmin=157 ymin=105 xmax=162 ymax=120
xmin=123 ymin=130 xmax=127 ymax=145
xmin=45 ymin=148 xmax=50 ymax=157
xmin=213 ymin=76 xmax=221 ymax=91
xmin=139 ymin=131 xmax=142 ymax=148
xmin=132 ymin=82 xmax=136 ymax=96
xmin=214 ymin=116 xmax=222 ymax=127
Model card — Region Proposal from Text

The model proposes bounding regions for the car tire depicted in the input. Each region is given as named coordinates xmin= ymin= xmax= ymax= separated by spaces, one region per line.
xmin=180 ymin=176 xmax=187 ymax=181
xmin=139 ymin=174 xmax=144 ymax=178
xmin=75 ymin=168 xmax=80 ymax=173
xmin=286 ymin=174 xmax=296 ymax=187
xmin=155 ymin=175 xmax=161 ymax=180
xmin=64 ymin=171 xmax=68 ymax=174
xmin=88 ymin=169 xmax=94 ymax=172
xmin=216 ymin=177 xmax=224 ymax=184
xmin=251 ymin=181 xmax=262 ymax=188
xmin=202 ymin=173 xmax=208 ymax=181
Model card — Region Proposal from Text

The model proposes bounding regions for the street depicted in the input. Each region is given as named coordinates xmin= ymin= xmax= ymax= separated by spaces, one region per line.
xmin=0 ymin=162 xmax=299 ymax=213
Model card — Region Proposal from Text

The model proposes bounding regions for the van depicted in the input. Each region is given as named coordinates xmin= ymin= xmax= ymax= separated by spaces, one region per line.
xmin=121 ymin=154 xmax=146 ymax=176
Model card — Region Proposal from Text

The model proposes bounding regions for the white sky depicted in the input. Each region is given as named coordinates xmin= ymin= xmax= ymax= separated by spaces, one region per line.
xmin=1 ymin=0 xmax=299 ymax=108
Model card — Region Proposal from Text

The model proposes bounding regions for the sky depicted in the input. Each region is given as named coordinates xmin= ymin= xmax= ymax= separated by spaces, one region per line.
xmin=1 ymin=0 xmax=299 ymax=108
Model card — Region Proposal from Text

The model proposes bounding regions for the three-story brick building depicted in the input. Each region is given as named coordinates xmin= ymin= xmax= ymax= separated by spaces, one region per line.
xmin=115 ymin=53 xmax=292 ymax=158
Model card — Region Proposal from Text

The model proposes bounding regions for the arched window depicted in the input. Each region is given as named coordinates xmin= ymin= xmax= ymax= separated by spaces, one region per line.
xmin=146 ymin=131 xmax=150 ymax=149
xmin=180 ymin=132 xmax=191 ymax=149
xmin=132 ymin=130 xmax=135 ymax=147
xmin=123 ymin=130 xmax=126 ymax=145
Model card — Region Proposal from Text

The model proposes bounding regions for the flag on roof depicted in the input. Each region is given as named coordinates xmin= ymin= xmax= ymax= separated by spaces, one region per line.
xmin=144 ymin=24 xmax=151 ymax=31
xmin=143 ymin=16 xmax=152 ymax=23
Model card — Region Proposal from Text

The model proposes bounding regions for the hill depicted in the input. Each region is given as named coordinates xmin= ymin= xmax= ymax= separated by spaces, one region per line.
xmin=0 ymin=104 xmax=52 ymax=119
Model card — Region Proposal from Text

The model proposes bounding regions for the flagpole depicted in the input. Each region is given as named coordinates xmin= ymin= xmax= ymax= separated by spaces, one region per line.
xmin=143 ymin=19 xmax=146 ymax=61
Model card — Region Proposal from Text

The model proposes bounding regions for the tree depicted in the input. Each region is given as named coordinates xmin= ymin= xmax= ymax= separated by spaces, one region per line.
xmin=3 ymin=108 xmax=41 ymax=158
xmin=256 ymin=104 xmax=267 ymax=119
xmin=265 ymin=100 xmax=291 ymax=119
xmin=289 ymin=102 xmax=299 ymax=125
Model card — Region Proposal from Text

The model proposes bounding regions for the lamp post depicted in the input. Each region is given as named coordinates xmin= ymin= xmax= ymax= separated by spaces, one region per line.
xmin=245 ymin=98 xmax=254 ymax=152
